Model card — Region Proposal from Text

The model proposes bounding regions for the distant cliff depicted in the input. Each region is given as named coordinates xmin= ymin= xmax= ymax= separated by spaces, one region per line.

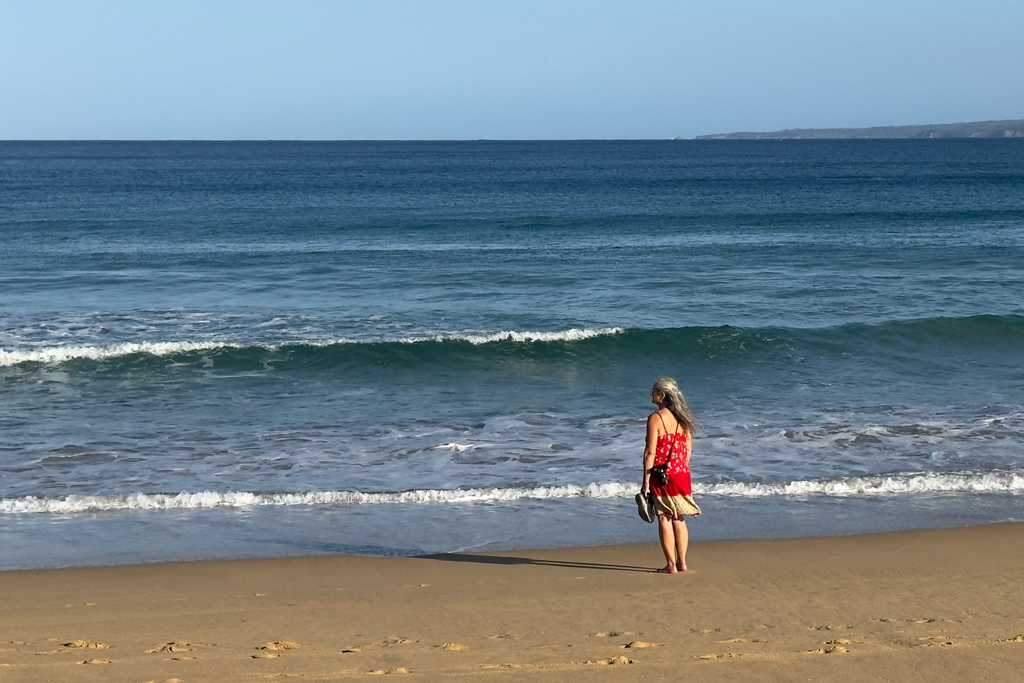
xmin=696 ymin=119 xmax=1024 ymax=140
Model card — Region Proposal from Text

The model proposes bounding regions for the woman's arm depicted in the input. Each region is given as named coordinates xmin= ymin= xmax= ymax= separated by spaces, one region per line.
xmin=641 ymin=413 xmax=659 ymax=494
xmin=685 ymin=429 xmax=692 ymax=464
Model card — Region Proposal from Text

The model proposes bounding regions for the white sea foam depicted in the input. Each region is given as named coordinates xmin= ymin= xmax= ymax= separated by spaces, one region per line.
xmin=0 ymin=483 xmax=633 ymax=514
xmin=433 ymin=443 xmax=475 ymax=452
xmin=452 ymin=328 xmax=623 ymax=345
xmin=700 ymin=470 xmax=1024 ymax=497
xmin=3 ymin=471 xmax=1022 ymax=514
xmin=0 ymin=341 xmax=245 ymax=366
xmin=0 ymin=328 xmax=625 ymax=367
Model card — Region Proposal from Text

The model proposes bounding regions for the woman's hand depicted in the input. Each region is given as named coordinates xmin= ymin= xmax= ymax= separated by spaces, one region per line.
xmin=640 ymin=475 xmax=650 ymax=495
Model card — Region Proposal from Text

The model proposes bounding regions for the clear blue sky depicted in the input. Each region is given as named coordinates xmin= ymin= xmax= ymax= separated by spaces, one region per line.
xmin=2 ymin=0 xmax=1022 ymax=139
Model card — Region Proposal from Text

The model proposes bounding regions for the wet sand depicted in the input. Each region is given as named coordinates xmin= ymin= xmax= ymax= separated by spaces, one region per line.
xmin=2 ymin=523 xmax=1023 ymax=682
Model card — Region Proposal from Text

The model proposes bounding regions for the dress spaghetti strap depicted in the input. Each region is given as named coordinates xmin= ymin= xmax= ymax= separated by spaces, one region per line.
xmin=656 ymin=411 xmax=682 ymax=459
xmin=655 ymin=411 xmax=680 ymax=436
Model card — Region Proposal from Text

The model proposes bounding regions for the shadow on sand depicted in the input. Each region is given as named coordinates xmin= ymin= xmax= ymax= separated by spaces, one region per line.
xmin=421 ymin=552 xmax=653 ymax=573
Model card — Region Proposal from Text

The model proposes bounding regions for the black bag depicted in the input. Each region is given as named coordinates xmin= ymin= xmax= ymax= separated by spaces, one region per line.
xmin=649 ymin=463 xmax=670 ymax=487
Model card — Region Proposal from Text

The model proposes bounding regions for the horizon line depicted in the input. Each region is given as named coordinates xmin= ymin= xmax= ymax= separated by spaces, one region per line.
xmin=3 ymin=137 xmax=1017 ymax=143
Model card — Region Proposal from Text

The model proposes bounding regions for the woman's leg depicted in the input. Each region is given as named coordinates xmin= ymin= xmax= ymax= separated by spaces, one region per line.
xmin=672 ymin=518 xmax=689 ymax=572
xmin=656 ymin=514 xmax=678 ymax=573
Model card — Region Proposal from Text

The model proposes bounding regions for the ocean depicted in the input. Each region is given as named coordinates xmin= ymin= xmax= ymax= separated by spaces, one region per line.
xmin=2 ymin=139 xmax=1023 ymax=570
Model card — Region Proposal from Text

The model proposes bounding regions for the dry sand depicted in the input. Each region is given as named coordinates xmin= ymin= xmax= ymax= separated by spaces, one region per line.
xmin=1 ymin=523 xmax=1023 ymax=682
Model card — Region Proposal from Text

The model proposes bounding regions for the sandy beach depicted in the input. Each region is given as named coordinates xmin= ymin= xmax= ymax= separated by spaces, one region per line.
xmin=2 ymin=523 xmax=1023 ymax=682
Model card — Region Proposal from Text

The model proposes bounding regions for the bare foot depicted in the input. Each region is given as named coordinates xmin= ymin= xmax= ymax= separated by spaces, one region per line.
xmin=677 ymin=563 xmax=688 ymax=572
xmin=655 ymin=565 xmax=678 ymax=574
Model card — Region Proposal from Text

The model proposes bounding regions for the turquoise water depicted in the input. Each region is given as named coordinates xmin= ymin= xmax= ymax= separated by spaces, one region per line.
xmin=2 ymin=140 xmax=1023 ymax=569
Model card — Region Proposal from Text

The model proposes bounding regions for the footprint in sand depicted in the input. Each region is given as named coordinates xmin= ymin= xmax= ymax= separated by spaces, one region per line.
xmin=343 ymin=637 xmax=411 ymax=653
xmin=146 ymin=642 xmax=193 ymax=653
xmin=698 ymin=653 xmax=736 ymax=660
xmin=480 ymin=664 xmax=521 ymax=669
xmin=485 ymin=634 xmax=514 ymax=641
xmin=64 ymin=640 xmax=108 ymax=650
xmin=1003 ymin=635 xmax=1024 ymax=642
xmin=435 ymin=643 xmax=468 ymax=650
xmin=368 ymin=668 xmax=411 ymax=675
xmin=78 ymin=658 xmax=111 ymax=664
xmin=826 ymin=639 xmax=862 ymax=645
xmin=142 ymin=679 xmax=184 ymax=683
xmin=253 ymin=653 xmax=280 ymax=659
xmin=588 ymin=656 xmax=632 ymax=665
xmin=810 ymin=646 xmax=848 ymax=654
xmin=717 ymin=638 xmax=765 ymax=644
xmin=260 ymin=641 xmax=302 ymax=651
xmin=919 ymin=639 xmax=955 ymax=647
xmin=36 ymin=641 xmax=108 ymax=655
xmin=624 ymin=641 xmax=659 ymax=649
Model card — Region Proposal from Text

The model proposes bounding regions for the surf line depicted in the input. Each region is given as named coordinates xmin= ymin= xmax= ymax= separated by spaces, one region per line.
xmin=3 ymin=471 xmax=1024 ymax=514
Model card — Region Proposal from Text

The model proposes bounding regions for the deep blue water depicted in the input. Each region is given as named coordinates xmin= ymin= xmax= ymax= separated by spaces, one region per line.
xmin=2 ymin=140 xmax=1023 ymax=569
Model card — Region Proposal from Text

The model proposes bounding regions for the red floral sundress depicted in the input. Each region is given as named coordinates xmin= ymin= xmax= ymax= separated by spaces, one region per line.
xmin=650 ymin=415 xmax=701 ymax=518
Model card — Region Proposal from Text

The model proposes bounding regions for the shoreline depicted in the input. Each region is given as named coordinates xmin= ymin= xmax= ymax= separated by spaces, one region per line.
xmin=2 ymin=522 xmax=1023 ymax=681
xmin=6 ymin=490 xmax=1024 ymax=572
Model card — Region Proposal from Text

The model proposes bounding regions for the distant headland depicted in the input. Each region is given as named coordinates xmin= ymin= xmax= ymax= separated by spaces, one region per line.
xmin=694 ymin=119 xmax=1024 ymax=140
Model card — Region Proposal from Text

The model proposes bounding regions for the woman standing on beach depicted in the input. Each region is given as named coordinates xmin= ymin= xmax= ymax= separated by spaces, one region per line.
xmin=641 ymin=377 xmax=701 ymax=574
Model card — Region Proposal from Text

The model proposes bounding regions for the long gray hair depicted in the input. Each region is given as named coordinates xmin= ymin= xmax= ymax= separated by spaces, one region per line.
xmin=653 ymin=376 xmax=695 ymax=433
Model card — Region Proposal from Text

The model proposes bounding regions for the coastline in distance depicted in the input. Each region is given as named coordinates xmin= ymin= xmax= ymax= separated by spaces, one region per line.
xmin=694 ymin=118 xmax=1024 ymax=139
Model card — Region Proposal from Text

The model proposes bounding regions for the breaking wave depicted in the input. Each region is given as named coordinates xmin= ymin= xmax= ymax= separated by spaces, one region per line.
xmin=4 ymin=470 xmax=1023 ymax=514
xmin=3 ymin=315 xmax=1022 ymax=373
xmin=0 ymin=327 xmax=624 ymax=368
xmin=0 ymin=341 xmax=246 ymax=366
